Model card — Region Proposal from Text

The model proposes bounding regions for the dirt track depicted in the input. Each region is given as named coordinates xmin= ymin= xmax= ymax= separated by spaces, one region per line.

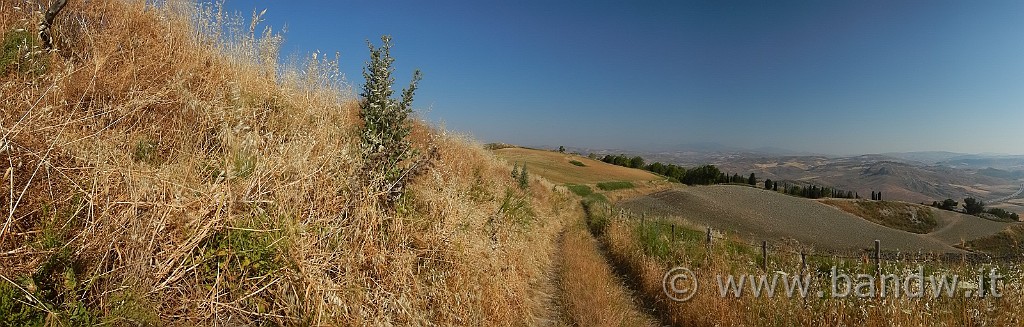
xmin=620 ymin=185 xmax=1018 ymax=252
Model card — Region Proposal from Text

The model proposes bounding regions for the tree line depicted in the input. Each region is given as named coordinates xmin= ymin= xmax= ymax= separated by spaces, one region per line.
xmin=599 ymin=154 xmax=868 ymax=201
xmin=599 ymin=154 xmax=722 ymax=185
xmin=931 ymin=197 xmax=1020 ymax=221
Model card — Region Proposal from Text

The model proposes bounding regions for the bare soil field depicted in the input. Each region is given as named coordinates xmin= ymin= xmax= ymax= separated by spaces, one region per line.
xmin=620 ymin=185 xmax=1018 ymax=252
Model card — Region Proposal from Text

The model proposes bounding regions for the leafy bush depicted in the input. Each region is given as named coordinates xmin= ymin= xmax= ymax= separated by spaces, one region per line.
xmin=596 ymin=181 xmax=634 ymax=191
xmin=569 ymin=160 xmax=586 ymax=167
xmin=986 ymin=208 xmax=1020 ymax=221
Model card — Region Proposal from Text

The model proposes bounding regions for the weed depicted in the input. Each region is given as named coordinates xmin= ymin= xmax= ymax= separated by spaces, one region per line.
xmin=499 ymin=189 xmax=535 ymax=228
xmin=133 ymin=139 xmax=161 ymax=165
xmin=233 ymin=151 xmax=256 ymax=179
xmin=0 ymin=279 xmax=46 ymax=327
xmin=635 ymin=223 xmax=671 ymax=260
xmin=1 ymin=29 xmax=45 ymax=75
xmin=580 ymin=197 xmax=608 ymax=235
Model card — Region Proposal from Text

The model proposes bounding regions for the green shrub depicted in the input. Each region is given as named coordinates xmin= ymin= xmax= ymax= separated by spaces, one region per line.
xmin=359 ymin=35 xmax=425 ymax=205
xmin=512 ymin=164 xmax=530 ymax=190
xmin=569 ymin=160 xmax=586 ymax=167
xmin=565 ymin=184 xmax=593 ymax=197
xmin=596 ymin=181 xmax=634 ymax=191
xmin=0 ymin=279 xmax=46 ymax=326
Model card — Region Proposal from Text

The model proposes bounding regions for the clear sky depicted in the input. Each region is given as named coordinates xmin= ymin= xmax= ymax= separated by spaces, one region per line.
xmin=223 ymin=0 xmax=1024 ymax=155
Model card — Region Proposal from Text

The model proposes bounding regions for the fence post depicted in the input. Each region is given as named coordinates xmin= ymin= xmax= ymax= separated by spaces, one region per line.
xmin=706 ymin=227 xmax=712 ymax=247
xmin=762 ymin=241 xmax=768 ymax=271
xmin=874 ymin=240 xmax=881 ymax=276
xmin=800 ymin=251 xmax=807 ymax=274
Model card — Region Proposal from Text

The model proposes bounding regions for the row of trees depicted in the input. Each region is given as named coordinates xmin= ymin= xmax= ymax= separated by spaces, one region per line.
xmin=599 ymin=154 xmax=873 ymax=202
xmin=599 ymin=154 xmax=722 ymax=185
xmin=931 ymin=197 xmax=1021 ymax=221
xmin=778 ymin=183 xmax=858 ymax=199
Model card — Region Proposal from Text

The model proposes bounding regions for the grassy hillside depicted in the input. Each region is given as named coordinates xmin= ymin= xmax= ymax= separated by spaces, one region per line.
xmin=622 ymin=185 xmax=959 ymax=251
xmin=0 ymin=1 xmax=575 ymax=325
xmin=820 ymin=199 xmax=938 ymax=234
xmin=493 ymin=148 xmax=661 ymax=184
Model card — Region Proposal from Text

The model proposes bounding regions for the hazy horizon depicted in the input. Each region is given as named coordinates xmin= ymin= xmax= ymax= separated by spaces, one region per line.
xmin=227 ymin=0 xmax=1024 ymax=156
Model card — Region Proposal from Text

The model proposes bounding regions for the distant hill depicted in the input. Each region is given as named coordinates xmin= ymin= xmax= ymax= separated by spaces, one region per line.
xmin=937 ymin=155 xmax=1024 ymax=171
xmin=882 ymin=151 xmax=967 ymax=164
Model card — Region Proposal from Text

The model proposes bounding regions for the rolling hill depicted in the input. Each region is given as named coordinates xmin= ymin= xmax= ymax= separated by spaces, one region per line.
xmin=619 ymin=185 xmax=1017 ymax=253
xmin=492 ymin=147 xmax=663 ymax=185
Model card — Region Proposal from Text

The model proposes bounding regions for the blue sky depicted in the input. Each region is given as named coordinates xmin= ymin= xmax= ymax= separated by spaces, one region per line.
xmin=223 ymin=0 xmax=1024 ymax=155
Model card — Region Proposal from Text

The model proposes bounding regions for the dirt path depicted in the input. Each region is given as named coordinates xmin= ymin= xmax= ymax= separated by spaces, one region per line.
xmin=554 ymin=223 xmax=662 ymax=327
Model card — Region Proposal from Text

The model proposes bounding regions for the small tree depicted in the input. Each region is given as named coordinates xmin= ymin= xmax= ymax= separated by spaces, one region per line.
xmin=517 ymin=165 xmax=530 ymax=190
xmin=764 ymin=178 xmax=773 ymax=190
xmin=748 ymin=173 xmax=756 ymax=186
xmin=360 ymin=35 xmax=424 ymax=205
xmin=937 ymin=199 xmax=958 ymax=211
xmin=558 ymin=146 xmax=565 ymax=153
xmin=629 ymin=156 xmax=645 ymax=169
xmin=963 ymin=197 xmax=985 ymax=215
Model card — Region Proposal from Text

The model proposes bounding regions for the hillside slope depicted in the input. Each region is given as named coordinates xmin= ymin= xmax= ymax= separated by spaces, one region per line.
xmin=493 ymin=147 xmax=662 ymax=184
xmin=621 ymin=185 xmax=973 ymax=252
xmin=1 ymin=1 xmax=574 ymax=325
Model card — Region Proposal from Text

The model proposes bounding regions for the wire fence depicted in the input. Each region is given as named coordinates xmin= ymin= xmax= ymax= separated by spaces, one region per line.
xmin=607 ymin=207 xmax=1024 ymax=269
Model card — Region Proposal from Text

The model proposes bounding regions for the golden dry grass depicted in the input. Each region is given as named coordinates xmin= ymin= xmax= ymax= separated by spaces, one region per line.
xmin=599 ymin=213 xmax=1024 ymax=326
xmin=820 ymin=199 xmax=938 ymax=234
xmin=558 ymin=223 xmax=656 ymax=327
xmin=0 ymin=1 xmax=576 ymax=325
xmin=492 ymin=148 xmax=662 ymax=185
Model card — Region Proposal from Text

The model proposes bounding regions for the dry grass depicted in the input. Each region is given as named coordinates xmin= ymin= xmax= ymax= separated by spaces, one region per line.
xmin=558 ymin=223 xmax=656 ymax=327
xmin=599 ymin=213 xmax=1024 ymax=326
xmin=821 ymin=199 xmax=938 ymax=234
xmin=0 ymin=1 xmax=574 ymax=325
xmin=492 ymin=148 xmax=661 ymax=185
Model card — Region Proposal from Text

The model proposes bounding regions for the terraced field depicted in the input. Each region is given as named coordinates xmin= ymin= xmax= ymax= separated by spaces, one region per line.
xmin=620 ymin=185 xmax=1018 ymax=252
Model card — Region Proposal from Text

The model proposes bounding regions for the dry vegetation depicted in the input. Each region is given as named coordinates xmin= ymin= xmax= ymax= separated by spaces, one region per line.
xmin=0 ymin=1 xmax=576 ymax=325
xmin=558 ymin=223 xmax=656 ymax=327
xmin=593 ymin=209 xmax=1024 ymax=326
xmin=821 ymin=199 xmax=938 ymax=234
xmin=492 ymin=148 xmax=662 ymax=185
xmin=622 ymin=186 xmax=959 ymax=252
xmin=963 ymin=224 xmax=1024 ymax=255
